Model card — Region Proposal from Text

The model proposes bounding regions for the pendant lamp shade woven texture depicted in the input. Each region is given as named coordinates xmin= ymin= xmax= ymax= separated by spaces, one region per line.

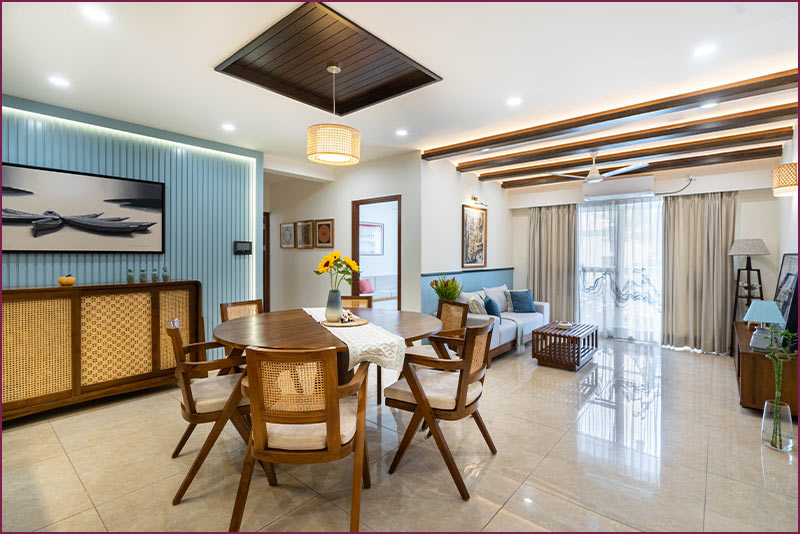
xmin=307 ymin=123 xmax=360 ymax=166
xmin=772 ymin=162 xmax=797 ymax=197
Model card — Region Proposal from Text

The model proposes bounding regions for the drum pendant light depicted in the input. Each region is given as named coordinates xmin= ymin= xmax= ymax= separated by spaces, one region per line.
xmin=307 ymin=65 xmax=360 ymax=166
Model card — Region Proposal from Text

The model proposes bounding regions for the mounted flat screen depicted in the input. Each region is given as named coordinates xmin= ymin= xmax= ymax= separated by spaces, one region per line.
xmin=2 ymin=163 xmax=165 ymax=253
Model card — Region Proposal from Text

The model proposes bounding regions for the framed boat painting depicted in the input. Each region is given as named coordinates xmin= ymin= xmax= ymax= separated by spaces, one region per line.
xmin=2 ymin=163 xmax=164 ymax=253
xmin=462 ymin=204 xmax=486 ymax=268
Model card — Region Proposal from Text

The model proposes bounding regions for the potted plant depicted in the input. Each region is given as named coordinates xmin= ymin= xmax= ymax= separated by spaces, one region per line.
xmin=314 ymin=250 xmax=359 ymax=322
xmin=762 ymin=326 xmax=798 ymax=451
xmin=430 ymin=276 xmax=462 ymax=302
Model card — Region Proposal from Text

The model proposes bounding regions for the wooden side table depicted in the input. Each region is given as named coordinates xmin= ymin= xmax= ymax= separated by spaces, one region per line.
xmin=733 ymin=321 xmax=797 ymax=412
xmin=532 ymin=322 xmax=598 ymax=371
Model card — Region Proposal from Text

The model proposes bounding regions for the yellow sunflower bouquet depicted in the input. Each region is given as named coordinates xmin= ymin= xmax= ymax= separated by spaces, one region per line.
xmin=314 ymin=250 xmax=359 ymax=290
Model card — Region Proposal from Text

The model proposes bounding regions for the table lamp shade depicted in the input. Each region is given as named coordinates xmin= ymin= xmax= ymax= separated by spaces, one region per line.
xmin=729 ymin=238 xmax=769 ymax=256
xmin=743 ymin=300 xmax=785 ymax=324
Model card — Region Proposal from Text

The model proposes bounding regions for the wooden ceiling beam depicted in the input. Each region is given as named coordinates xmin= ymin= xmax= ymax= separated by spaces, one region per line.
xmin=501 ymin=145 xmax=784 ymax=189
xmin=422 ymin=69 xmax=798 ymax=160
xmin=457 ymin=103 xmax=797 ymax=173
xmin=479 ymin=126 xmax=795 ymax=181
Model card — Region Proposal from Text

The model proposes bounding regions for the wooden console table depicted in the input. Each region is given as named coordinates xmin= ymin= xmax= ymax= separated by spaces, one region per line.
xmin=732 ymin=321 xmax=797 ymax=412
xmin=1 ymin=281 xmax=202 ymax=420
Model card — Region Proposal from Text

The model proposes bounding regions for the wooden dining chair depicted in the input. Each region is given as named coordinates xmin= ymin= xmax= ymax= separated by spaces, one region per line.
xmin=383 ymin=320 xmax=495 ymax=501
xmin=220 ymin=299 xmax=264 ymax=322
xmin=342 ymin=295 xmax=373 ymax=309
xmin=229 ymin=346 xmax=370 ymax=532
xmin=406 ymin=299 xmax=470 ymax=359
xmin=165 ymin=319 xmax=277 ymax=505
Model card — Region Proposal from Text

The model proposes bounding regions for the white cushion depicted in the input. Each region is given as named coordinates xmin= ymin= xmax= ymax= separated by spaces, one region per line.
xmin=384 ymin=368 xmax=482 ymax=410
xmin=190 ymin=373 xmax=250 ymax=414
xmin=483 ymin=284 xmax=510 ymax=312
xmin=456 ymin=290 xmax=485 ymax=305
xmin=406 ymin=344 xmax=459 ymax=359
xmin=265 ymin=397 xmax=358 ymax=451
xmin=468 ymin=296 xmax=487 ymax=315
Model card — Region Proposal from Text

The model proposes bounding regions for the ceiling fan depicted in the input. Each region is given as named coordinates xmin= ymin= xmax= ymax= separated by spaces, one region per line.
xmin=552 ymin=151 xmax=649 ymax=184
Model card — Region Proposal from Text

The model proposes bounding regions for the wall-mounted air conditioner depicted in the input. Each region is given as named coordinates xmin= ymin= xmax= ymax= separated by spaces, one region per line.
xmin=583 ymin=175 xmax=655 ymax=202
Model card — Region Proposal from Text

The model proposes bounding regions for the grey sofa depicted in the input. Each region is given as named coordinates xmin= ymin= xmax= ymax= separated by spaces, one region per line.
xmin=457 ymin=288 xmax=550 ymax=363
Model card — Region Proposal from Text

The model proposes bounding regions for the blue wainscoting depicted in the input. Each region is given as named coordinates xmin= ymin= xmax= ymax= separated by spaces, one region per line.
xmin=2 ymin=98 xmax=263 ymax=346
xmin=420 ymin=268 xmax=514 ymax=315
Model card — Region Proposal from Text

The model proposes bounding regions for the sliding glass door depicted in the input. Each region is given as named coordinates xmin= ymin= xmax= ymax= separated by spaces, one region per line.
xmin=578 ymin=197 xmax=663 ymax=342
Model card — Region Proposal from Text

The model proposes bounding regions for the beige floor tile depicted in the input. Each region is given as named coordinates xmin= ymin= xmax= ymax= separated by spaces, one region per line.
xmin=2 ymin=421 xmax=65 ymax=472
xmin=2 ymin=455 xmax=94 ymax=532
xmin=704 ymin=473 xmax=798 ymax=532
xmin=259 ymin=495 xmax=374 ymax=532
xmin=96 ymin=466 xmax=316 ymax=532
xmin=526 ymin=433 xmax=706 ymax=531
xmin=68 ymin=417 xmax=247 ymax=505
xmin=36 ymin=507 xmax=107 ymax=532
xmin=482 ymin=484 xmax=638 ymax=532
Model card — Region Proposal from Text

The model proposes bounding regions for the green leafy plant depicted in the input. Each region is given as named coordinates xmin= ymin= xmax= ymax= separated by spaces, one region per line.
xmin=766 ymin=325 xmax=798 ymax=450
xmin=430 ymin=276 xmax=462 ymax=301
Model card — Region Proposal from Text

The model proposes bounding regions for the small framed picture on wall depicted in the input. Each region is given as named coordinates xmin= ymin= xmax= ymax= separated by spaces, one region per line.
xmin=314 ymin=219 xmax=334 ymax=248
xmin=462 ymin=204 xmax=487 ymax=269
xmin=359 ymin=222 xmax=384 ymax=255
xmin=279 ymin=222 xmax=296 ymax=249
xmin=297 ymin=220 xmax=314 ymax=249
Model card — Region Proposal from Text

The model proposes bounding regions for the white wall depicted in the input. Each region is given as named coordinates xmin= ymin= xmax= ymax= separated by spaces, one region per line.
xmin=358 ymin=201 xmax=399 ymax=277
xmin=735 ymin=188 xmax=785 ymax=300
xmin=269 ymin=151 xmax=422 ymax=311
xmin=421 ymin=158 xmax=513 ymax=273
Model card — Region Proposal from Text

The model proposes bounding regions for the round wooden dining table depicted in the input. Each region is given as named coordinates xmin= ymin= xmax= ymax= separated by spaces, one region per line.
xmin=213 ymin=308 xmax=442 ymax=382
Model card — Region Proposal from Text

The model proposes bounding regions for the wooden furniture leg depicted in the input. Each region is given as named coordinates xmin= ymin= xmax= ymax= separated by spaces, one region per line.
xmin=228 ymin=408 xmax=278 ymax=486
xmin=228 ymin=447 xmax=255 ymax=532
xmin=172 ymin=423 xmax=196 ymax=458
xmin=376 ymin=366 xmax=382 ymax=405
xmin=362 ymin=435 xmax=371 ymax=489
xmin=350 ymin=424 xmax=365 ymax=532
xmin=472 ymin=411 xmax=497 ymax=454
xmin=388 ymin=408 xmax=424 ymax=473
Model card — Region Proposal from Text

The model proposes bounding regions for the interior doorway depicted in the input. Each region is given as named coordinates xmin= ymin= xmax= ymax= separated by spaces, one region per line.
xmin=351 ymin=195 xmax=401 ymax=309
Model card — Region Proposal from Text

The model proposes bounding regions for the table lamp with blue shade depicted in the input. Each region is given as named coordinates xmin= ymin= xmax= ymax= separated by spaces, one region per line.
xmin=743 ymin=300 xmax=786 ymax=350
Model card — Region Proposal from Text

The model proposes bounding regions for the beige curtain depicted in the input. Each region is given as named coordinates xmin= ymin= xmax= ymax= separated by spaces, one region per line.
xmin=528 ymin=204 xmax=577 ymax=322
xmin=662 ymin=191 xmax=736 ymax=354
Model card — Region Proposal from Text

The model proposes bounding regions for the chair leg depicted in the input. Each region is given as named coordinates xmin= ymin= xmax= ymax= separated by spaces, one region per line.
xmin=350 ymin=432 xmax=365 ymax=532
xmin=362 ymin=437 xmax=371 ymax=489
xmin=426 ymin=414 xmax=470 ymax=501
xmin=375 ymin=366 xmax=382 ymax=405
xmin=472 ymin=410 xmax=497 ymax=454
xmin=171 ymin=423 xmax=197 ymax=458
xmin=229 ymin=409 xmax=278 ymax=486
xmin=388 ymin=408 xmax=424 ymax=474
xmin=228 ymin=447 xmax=255 ymax=532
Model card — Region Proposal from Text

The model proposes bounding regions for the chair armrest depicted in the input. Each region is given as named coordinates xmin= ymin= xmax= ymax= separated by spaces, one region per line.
xmin=185 ymin=340 xmax=223 ymax=354
xmin=338 ymin=362 xmax=370 ymax=398
xmin=533 ymin=301 xmax=550 ymax=324
xmin=182 ymin=356 xmax=245 ymax=377
xmin=405 ymin=353 xmax=464 ymax=371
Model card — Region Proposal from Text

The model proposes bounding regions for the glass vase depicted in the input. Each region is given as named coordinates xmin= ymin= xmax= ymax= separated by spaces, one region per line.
xmin=761 ymin=400 xmax=794 ymax=452
xmin=325 ymin=289 xmax=342 ymax=322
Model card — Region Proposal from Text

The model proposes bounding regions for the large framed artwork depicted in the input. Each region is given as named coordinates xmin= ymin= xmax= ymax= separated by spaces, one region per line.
xmin=296 ymin=220 xmax=314 ymax=249
xmin=359 ymin=222 xmax=383 ymax=255
xmin=279 ymin=222 xmax=296 ymax=248
xmin=774 ymin=253 xmax=798 ymax=326
xmin=2 ymin=162 xmax=164 ymax=253
xmin=462 ymin=204 xmax=486 ymax=268
xmin=314 ymin=219 xmax=334 ymax=248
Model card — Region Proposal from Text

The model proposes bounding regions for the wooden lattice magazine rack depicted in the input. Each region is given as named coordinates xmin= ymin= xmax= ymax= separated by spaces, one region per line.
xmin=1 ymin=281 xmax=201 ymax=420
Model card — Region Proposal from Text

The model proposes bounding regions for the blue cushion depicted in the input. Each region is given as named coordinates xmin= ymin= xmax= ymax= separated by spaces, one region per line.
xmin=483 ymin=296 xmax=501 ymax=322
xmin=509 ymin=290 xmax=536 ymax=313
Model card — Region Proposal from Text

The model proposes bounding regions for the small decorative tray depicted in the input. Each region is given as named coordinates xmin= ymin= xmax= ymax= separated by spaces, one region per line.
xmin=322 ymin=317 xmax=369 ymax=328
xmin=554 ymin=322 xmax=573 ymax=330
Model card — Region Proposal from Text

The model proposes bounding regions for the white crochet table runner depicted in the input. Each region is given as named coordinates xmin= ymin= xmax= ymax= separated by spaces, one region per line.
xmin=303 ymin=307 xmax=406 ymax=371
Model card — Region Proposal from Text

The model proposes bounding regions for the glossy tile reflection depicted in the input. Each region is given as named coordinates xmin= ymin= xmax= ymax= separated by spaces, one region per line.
xmin=2 ymin=339 xmax=797 ymax=531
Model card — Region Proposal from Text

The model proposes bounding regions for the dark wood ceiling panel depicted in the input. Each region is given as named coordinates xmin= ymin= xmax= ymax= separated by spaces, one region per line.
xmin=423 ymin=69 xmax=798 ymax=160
xmin=479 ymin=127 xmax=795 ymax=181
xmin=501 ymin=146 xmax=784 ymax=189
xmin=216 ymin=2 xmax=441 ymax=115
xmin=457 ymin=103 xmax=798 ymax=172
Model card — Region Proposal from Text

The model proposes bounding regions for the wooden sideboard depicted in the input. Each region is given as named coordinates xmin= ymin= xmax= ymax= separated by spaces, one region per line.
xmin=732 ymin=321 xmax=797 ymax=412
xmin=1 ymin=281 xmax=201 ymax=420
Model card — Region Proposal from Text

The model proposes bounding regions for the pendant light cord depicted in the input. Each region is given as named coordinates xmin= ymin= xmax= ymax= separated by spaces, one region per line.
xmin=332 ymin=70 xmax=337 ymax=124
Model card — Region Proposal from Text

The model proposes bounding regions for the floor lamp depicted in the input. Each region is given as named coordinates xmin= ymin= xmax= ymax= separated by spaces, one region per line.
xmin=729 ymin=238 xmax=770 ymax=323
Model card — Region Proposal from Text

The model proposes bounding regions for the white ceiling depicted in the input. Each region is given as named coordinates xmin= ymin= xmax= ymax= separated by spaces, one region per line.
xmin=2 ymin=2 xmax=798 ymax=172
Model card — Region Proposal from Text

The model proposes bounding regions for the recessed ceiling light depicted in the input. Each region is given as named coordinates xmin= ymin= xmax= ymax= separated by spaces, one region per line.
xmin=395 ymin=129 xmax=408 ymax=137
xmin=701 ymin=102 xmax=717 ymax=109
xmin=693 ymin=43 xmax=716 ymax=57
xmin=221 ymin=123 xmax=235 ymax=131
xmin=80 ymin=4 xmax=111 ymax=25
xmin=48 ymin=75 xmax=70 ymax=87
xmin=507 ymin=96 xmax=523 ymax=107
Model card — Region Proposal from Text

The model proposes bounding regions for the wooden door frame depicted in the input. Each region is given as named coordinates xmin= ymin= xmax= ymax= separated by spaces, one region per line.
xmin=351 ymin=195 xmax=402 ymax=310
xmin=263 ymin=212 xmax=270 ymax=312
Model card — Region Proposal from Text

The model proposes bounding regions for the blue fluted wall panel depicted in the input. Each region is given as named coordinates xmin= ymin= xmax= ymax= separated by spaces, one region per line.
xmin=420 ymin=268 xmax=514 ymax=315
xmin=2 ymin=106 xmax=257 ymax=345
